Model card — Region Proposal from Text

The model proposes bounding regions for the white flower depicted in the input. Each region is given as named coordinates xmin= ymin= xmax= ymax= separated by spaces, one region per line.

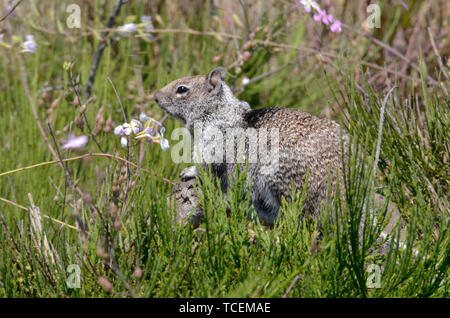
xmin=149 ymin=117 xmax=162 ymax=127
xmin=309 ymin=0 xmax=320 ymax=11
xmin=130 ymin=119 xmax=142 ymax=134
xmin=156 ymin=126 xmax=167 ymax=140
xmin=300 ymin=0 xmax=320 ymax=13
xmin=141 ymin=15 xmax=156 ymax=40
xmin=139 ymin=112 xmax=160 ymax=123
xmin=156 ymin=127 xmax=169 ymax=151
xmin=122 ymin=123 xmax=132 ymax=136
xmin=141 ymin=15 xmax=154 ymax=32
xmin=160 ymin=138 xmax=169 ymax=152
xmin=242 ymin=77 xmax=250 ymax=86
xmin=23 ymin=34 xmax=37 ymax=54
xmin=118 ymin=23 xmax=137 ymax=37
xmin=141 ymin=15 xmax=152 ymax=24
xmin=61 ymin=134 xmax=88 ymax=149
xmin=114 ymin=125 xmax=124 ymax=136
xmin=139 ymin=113 xmax=163 ymax=126
xmin=120 ymin=136 xmax=128 ymax=148
xmin=139 ymin=112 xmax=150 ymax=122
xmin=119 ymin=23 xmax=138 ymax=32
xmin=300 ymin=0 xmax=311 ymax=12
xmin=116 ymin=120 xmax=141 ymax=136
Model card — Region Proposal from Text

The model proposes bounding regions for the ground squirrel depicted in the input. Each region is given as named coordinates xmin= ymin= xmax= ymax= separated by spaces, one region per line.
xmin=155 ymin=67 xmax=349 ymax=225
xmin=155 ymin=67 xmax=403 ymax=243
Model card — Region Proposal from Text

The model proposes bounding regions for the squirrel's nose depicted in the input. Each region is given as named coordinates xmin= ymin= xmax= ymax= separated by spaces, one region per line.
xmin=154 ymin=91 xmax=161 ymax=104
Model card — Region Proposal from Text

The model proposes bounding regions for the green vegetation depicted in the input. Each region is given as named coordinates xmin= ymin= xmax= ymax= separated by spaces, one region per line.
xmin=0 ymin=0 xmax=448 ymax=297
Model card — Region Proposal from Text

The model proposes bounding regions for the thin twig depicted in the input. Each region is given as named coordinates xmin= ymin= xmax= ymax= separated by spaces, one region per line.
xmin=85 ymin=0 xmax=125 ymax=101
xmin=0 ymin=0 xmax=23 ymax=23
xmin=75 ymin=25 xmax=435 ymax=87
xmin=107 ymin=77 xmax=131 ymax=218
xmin=47 ymin=123 xmax=87 ymax=235
xmin=0 ymin=152 xmax=175 ymax=185
xmin=341 ymin=23 xmax=439 ymax=86
xmin=58 ymin=174 xmax=68 ymax=236
xmin=234 ymin=63 xmax=290 ymax=93
xmin=373 ymin=85 xmax=398 ymax=179
xmin=18 ymin=55 xmax=61 ymax=164
xmin=254 ymin=40 xmax=421 ymax=84
xmin=135 ymin=28 xmax=241 ymax=40
xmin=107 ymin=77 xmax=127 ymax=121
xmin=47 ymin=123 xmax=76 ymax=199
xmin=7 ymin=177 xmax=18 ymax=214
xmin=399 ymin=1 xmax=431 ymax=95
xmin=68 ymin=68 xmax=105 ymax=153
xmin=105 ymin=77 xmax=133 ymax=297
xmin=0 ymin=197 xmax=78 ymax=231
xmin=427 ymin=27 xmax=449 ymax=95
xmin=107 ymin=253 xmax=137 ymax=298
xmin=101 ymin=77 xmax=135 ymax=297
xmin=282 ymin=274 xmax=300 ymax=298
xmin=228 ymin=2 xmax=241 ymax=84
xmin=178 ymin=231 xmax=205 ymax=287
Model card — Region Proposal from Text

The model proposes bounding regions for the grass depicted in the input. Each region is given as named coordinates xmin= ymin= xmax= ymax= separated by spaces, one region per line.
xmin=0 ymin=0 xmax=448 ymax=297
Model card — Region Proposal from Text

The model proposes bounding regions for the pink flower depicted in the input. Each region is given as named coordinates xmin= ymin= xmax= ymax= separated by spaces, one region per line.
xmin=313 ymin=10 xmax=334 ymax=25
xmin=313 ymin=9 xmax=325 ymax=22
xmin=298 ymin=1 xmax=342 ymax=33
xmin=330 ymin=20 xmax=342 ymax=33
xmin=323 ymin=14 xmax=334 ymax=25
xmin=98 ymin=277 xmax=112 ymax=292
xmin=133 ymin=267 xmax=143 ymax=279
xmin=401 ymin=1 xmax=408 ymax=11
xmin=61 ymin=134 xmax=88 ymax=149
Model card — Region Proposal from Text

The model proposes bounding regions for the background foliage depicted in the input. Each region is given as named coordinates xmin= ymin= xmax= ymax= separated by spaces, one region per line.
xmin=0 ymin=0 xmax=448 ymax=297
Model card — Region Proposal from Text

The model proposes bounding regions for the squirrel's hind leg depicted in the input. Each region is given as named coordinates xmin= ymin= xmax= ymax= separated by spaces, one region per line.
xmin=249 ymin=183 xmax=280 ymax=226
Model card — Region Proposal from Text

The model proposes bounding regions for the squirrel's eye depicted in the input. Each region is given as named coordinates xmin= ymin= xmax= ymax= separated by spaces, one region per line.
xmin=176 ymin=86 xmax=189 ymax=94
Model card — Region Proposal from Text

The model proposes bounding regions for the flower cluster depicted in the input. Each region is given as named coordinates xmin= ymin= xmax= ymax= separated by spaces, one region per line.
xmin=299 ymin=0 xmax=342 ymax=33
xmin=114 ymin=113 xmax=169 ymax=151
xmin=0 ymin=33 xmax=38 ymax=53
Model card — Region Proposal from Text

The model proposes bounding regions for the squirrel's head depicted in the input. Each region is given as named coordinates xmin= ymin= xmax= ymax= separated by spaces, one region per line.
xmin=155 ymin=67 xmax=243 ymax=129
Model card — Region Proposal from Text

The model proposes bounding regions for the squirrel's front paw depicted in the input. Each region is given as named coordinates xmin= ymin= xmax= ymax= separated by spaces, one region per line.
xmin=180 ymin=165 xmax=199 ymax=181
xmin=170 ymin=172 xmax=203 ymax=228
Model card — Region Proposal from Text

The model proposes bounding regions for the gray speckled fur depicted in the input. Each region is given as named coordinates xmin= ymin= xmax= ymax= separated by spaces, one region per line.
xmin=155 ymin=67 xmax=348 ymax=226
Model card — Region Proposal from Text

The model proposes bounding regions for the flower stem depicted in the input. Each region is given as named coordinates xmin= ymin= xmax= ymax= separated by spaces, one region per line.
xmin=0 ymin=153 xmax=175 ymax=185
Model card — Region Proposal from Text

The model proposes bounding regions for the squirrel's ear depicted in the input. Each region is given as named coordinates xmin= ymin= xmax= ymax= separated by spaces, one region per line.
xmin=207 ymin=67 xmax=227 ymax=92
